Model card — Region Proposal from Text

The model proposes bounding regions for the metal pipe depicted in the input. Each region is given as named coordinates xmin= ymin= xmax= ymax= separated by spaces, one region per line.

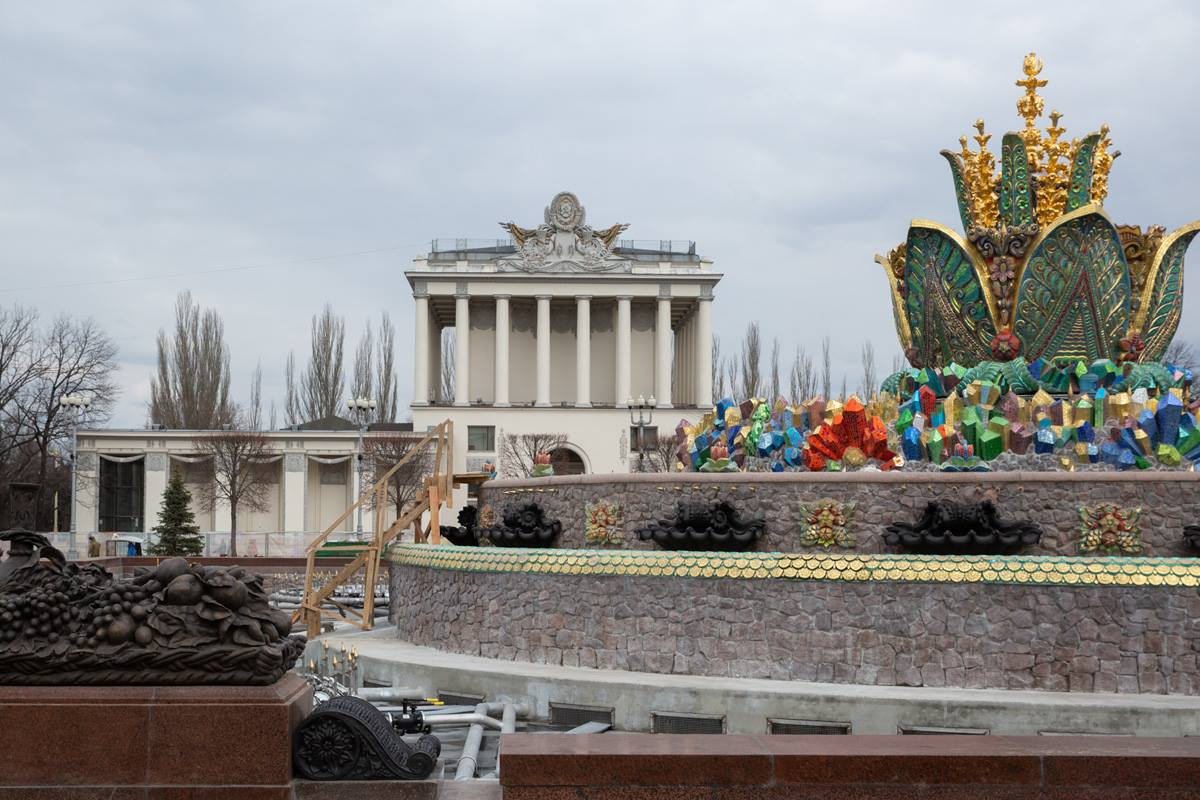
xmin=501 ymin=703 xmax=516 ymax=734
xmin=454 ymin=702 xmax=493 ymax=781
xmin=353 ymin=687 xmax=424 ymax=702
xmin=430 ymin=713 xmax=503 ymax=731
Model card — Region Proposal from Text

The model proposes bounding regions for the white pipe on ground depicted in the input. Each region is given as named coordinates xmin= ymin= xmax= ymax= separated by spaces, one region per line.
xmin=454 ymin=702 xmax=494 ymax=781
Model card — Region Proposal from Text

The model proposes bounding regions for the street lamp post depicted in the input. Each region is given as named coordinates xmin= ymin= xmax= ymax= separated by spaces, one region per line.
xmin=59 ymin=393 xmax=92 ymax=559
xmin=627 ymin=394 xmax=656 ymax=473
xmin=346 ymin=396 xmax=376 ymax=537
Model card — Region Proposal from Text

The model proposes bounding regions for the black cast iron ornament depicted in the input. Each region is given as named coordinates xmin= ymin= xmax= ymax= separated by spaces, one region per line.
xmin=440 ymin=505 xmax=479 ymax=547
xmin=1184 ymin=525 xmax=1200 ymax=554
xmin=0 ymin=529 xmax=304 ymax=685
xmin=637 ymin=500 xmax=765 ymax=551
xmin=293 ymin=695 xmax=441 ymax=780
xmin=478 ymin=503 xmax=562 ymax=547
xmin=884 ymin=501 xmax=1042 ymax=555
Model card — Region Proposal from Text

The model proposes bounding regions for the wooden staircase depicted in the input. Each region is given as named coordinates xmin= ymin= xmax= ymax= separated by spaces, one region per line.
xmin=294 ymin=419 xmax=489 ymax=639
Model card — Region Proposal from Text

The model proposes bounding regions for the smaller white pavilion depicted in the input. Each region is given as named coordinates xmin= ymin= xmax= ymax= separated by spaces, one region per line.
xmin=409 ymin=191 xmax=722 ymax=506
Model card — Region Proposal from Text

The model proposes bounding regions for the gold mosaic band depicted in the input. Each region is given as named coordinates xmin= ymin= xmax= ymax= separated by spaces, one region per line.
xmin=389 ymin=544 xmax=1200 ymax=588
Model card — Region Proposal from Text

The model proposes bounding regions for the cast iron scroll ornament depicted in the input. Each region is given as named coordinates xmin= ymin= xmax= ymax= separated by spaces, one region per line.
xmin=0 ymin=529 xmax=304 ymax=685
xmin=293 ymin=695 xmax=441 ymax=781
xmin=478 ymin=503 xmax=562 ymax=548
xmin=440 ymin=505 xmax=479 ymax=547
xmin=636 ymin=500 xmax=765 ymax=552
xmin=884 ymin=501 xmax=1042 ymax=555
xmin=1185 ymin=525 xmax=1200 ymax=555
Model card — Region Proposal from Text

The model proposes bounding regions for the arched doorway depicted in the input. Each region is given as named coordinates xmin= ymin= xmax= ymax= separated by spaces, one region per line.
xmin=549 ymin=447 xmax=586 ymax=476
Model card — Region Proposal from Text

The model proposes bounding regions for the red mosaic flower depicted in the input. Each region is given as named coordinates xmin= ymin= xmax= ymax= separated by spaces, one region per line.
xmin=989 ymin=327 xmax=1022 ymax=361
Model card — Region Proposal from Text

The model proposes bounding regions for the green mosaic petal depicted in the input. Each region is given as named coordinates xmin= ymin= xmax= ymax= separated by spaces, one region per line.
xmin=1014 ymin=210 xmax=1130 ymax=362
xmin=904 ymin=224 xmax=996 ymax=367
xmin=999 ymin=133 xmax=1034 ymax=227
xmin=1065 ymin=133 xmax=1102 ymax=212
xmin=1138 ymin=223 xmax=1200 ymax=362
xmin=940 ymin=150 xmax=976 ymax=231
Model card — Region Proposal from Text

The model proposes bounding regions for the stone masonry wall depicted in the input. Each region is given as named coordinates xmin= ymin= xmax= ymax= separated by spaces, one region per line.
xmin=390 ymin=563 xmax=1200 ymax=695
xmin=478 ymin=472 xmax=1200 ymax=556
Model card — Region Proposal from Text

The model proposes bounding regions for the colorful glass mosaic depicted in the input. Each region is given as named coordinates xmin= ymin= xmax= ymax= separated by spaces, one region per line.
xmin=584 ymin=501 xmax=624 ymax=547
xmin=389 ymin=544 xmax=1200 ymax=588
xmin=798 ymin=499 xmax=856 ymax=549
xmin=1079 ymin=504 xmax=1143 ymax=556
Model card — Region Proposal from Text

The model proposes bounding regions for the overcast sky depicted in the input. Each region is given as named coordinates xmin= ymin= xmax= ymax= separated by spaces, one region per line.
xmin=2 ymin=2 xmax=1199 ymax=427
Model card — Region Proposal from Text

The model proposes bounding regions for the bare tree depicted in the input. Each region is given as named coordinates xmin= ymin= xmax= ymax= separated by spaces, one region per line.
xmin=300 ymin=304 xmax=345 ymax=421
xmin=149 ymin=292 xmax=232 ymax=429
xmin=821 ymin=336 xmax=832 ymax=400
xmin=8 ymin=315 xmax=119 ymax=530
xmin=0 ymin=304 xmax=38 ymax=418
xmin=376 ymin=313 xmax=398 ymax=422
xmin=362 ymin=434 xmax=431 ymax=521
xmin=247 ymin=362 xmax=264 ymax=431
xmin=192 ymin=415 xmax=275 ymax=557
xmin=440 ymin=328 xmax=455 ymax=402
xmin=645 ymin=434 xmax=681 ymax=473
xmin=737 ymin=322 xmax=762 ymax=398
xmin=860 ymin=340 xmax=877 ymax=399
xmin=499 ymin=432 xmax=567 ymax=478
xmin=789 ymin=346 xmax=816 ymax=403
xmin=891 ymin=350 xmax=906 ymax=376
xmin=711 ymin=335 xmax=724 ymax=399
xmin=351 ymin=320 xmax=374 ymax=405
xmin=839 ymin=375 xmax=847 ymax=402
xmin=1164 ymin=339 xmax=1199 ymax=373
xmin=283 ymin=351 xmax=301 ymax=426
xmin=769 ymin=338 xmax=781 ymax=400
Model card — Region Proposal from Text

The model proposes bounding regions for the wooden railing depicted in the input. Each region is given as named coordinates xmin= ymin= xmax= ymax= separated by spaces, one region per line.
xmin=294 ymin=420 xmax=456 ymax=639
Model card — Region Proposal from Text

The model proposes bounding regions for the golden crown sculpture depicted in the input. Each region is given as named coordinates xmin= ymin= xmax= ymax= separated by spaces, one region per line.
xmin=877 ymin=53 xmax=1199 ymax=369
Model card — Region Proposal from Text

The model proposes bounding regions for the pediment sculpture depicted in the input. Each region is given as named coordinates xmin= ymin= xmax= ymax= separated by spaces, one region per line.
xmin=499 ymin=191 xmax=630 ymax=272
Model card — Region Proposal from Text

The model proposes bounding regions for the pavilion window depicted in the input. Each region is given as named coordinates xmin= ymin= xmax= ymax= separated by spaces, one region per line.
xmin=99 ymin=457 xmax=145 ymax=532
xmin=467 ymin=425 xmax=495 ymax=452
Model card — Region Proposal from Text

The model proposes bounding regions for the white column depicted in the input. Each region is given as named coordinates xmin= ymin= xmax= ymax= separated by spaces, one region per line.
xmin=143 ymin=455 xmax=167 ymax=539
xmin=454 ymin=293 xmax=470 ymax=406
xmin=655 ymin=296 xmax=673 ymax=408
xmin=575 ymin=295 xmax=591 ymax=408
xmin=429 ymin=319 xmax=441 ymax=403
xmin=282 ymin=455 xmax=305 ymax=533
xmin=494 ymin=295 xmax=510 ymax=407
xmin=413 ymin=293 xmax=430 ymax=405
xmin=681 ymin=318 xmax=692 ymax=407
xmin=696 ymin=295 xmax=714 ymax=407
xmin=535 ymin=295 xmax=551 ymax=407
xmin=615 ymin=296 xmax=632 ymax=407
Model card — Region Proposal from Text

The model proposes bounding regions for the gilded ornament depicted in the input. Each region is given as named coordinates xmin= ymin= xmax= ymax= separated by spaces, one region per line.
xmin=1078 ymin=504 xmax=1143 ymax=555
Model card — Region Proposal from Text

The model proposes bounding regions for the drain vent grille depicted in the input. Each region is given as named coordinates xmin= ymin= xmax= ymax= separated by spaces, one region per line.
xmin=899 ymin=725 xmax=990 ymax=735
xmin=550 ymin=702 xmax=615 ymax=727
xmin=768 ymin=718 xmax=851 ymax=735
xmin=651 ymin=712 xmax=724 ymax=734
xmin=438 ymin=691 xmax=485 ymax=706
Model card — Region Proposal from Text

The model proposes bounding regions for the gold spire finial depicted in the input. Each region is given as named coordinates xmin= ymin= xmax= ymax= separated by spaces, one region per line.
xmin=1090 ymin=122 xmax=1116 ymax=204
xmin=1016 ymin=52 xmax=1048 ymax=162
xmin=1036 ymin=108 xmax=1071 ymax=224
xmin=969 ymin=119 xmax=998 ymax=227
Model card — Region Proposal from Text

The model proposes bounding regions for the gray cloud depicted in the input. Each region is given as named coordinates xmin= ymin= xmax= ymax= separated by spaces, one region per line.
xmin=1 ymin=1 xmax=1198 ymax=426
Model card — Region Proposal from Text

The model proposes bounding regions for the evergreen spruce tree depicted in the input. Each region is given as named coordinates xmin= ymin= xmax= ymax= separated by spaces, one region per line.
xmin=151 ymin=470 xmax=204 ymax=556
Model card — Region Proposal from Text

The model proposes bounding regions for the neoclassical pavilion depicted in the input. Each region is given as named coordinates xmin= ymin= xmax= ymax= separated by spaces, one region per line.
xmin=408 ymin=191 xmax=721 ymax=500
